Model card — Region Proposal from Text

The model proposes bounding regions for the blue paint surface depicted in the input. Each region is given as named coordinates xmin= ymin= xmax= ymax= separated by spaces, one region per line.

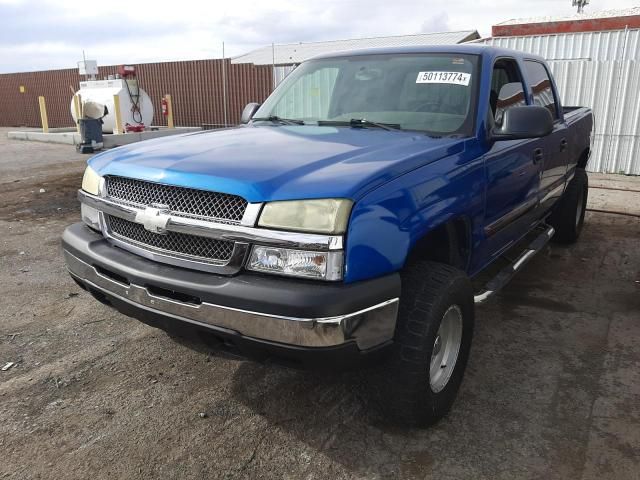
xmin=88 ymin=46 xmax=590 ymax=284
xmin=90 ymin=126 xmax=461 ymax=203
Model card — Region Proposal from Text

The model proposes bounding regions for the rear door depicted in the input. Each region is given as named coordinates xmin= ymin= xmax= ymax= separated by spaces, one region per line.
xmin=524 ymin=60 xmax=569 ymax=212
xmin=483 ymin=58 xmax=543 ymax=257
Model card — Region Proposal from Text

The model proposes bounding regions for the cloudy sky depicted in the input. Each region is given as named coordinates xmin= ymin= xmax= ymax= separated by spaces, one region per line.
xmin=1 ymin=0 xmax=638 ymax=73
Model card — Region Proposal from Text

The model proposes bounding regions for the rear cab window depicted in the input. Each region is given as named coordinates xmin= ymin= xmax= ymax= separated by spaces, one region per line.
xmin=524 ymin=60 xmax=559 ymax=120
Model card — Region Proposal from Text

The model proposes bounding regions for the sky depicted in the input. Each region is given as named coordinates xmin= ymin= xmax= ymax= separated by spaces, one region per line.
xmin=1 ymin=0 xmax=639 ymax=73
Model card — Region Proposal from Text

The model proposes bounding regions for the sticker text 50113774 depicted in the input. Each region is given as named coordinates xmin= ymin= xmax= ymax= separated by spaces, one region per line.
xmin=416 ymin=71 xmax=471 ymax=86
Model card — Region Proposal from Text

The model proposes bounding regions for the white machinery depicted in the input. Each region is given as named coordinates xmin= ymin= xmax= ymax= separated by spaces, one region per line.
xmin=70 ymin=64 xmax=154 ymax=134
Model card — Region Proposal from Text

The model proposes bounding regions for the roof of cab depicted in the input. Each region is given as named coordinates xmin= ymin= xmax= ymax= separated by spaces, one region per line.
xmin=308 ymin=44 xmax=545 ymax=63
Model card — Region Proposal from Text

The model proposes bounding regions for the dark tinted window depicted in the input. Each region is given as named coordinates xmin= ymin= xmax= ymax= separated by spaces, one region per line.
xmin=525 ymin=61 xmax=558 ymax=119
xmin=489 ymin=59 xmax=527 ymax=126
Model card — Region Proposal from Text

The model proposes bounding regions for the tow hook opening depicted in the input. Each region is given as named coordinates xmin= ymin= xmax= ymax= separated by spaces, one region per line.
xmin=146 ymin=285 xmax=202 ymax=305
xmin=95 ymin=265 xmax=130 ymax=286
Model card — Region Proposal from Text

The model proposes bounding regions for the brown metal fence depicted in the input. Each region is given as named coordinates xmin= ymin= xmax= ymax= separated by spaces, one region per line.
xmin=0 ymin=59 xmax=273 ymax=128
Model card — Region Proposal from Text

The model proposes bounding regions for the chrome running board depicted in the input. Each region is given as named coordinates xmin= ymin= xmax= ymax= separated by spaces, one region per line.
xmin=474 ymin=225 xmax=555 ymax=304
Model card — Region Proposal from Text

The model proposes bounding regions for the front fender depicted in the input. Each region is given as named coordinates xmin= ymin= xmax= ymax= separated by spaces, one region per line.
xmin=344 ymin=150 xmax=485 ymax=283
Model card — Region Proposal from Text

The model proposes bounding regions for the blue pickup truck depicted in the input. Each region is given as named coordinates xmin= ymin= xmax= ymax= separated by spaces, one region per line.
xmin=63 ymin=45 xmax=593 ymax=426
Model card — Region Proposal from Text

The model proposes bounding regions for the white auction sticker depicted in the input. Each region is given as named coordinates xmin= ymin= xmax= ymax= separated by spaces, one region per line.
xmin=416 ymin=71 xmax=471 ymax=86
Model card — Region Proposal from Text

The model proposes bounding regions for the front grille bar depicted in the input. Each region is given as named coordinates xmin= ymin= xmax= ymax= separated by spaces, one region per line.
xmin=107 ymin=215 xmax=235 ymax=264
xmin=79 ymin=189 xmax=344 ymax=252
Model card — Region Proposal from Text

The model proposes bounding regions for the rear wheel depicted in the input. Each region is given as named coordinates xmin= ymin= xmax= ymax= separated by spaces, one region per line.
xmin=550 ymin=168 xmax=588 ymax=244
xmin=375 ymin=261 xmax=474 ymax=427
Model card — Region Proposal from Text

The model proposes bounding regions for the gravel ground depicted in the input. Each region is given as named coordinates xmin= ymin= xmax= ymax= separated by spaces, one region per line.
xmin=1 ymin=129 xmax=639 ymax=479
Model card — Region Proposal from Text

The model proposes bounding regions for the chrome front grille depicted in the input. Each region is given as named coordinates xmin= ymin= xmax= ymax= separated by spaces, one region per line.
xmin=107 ymin=215 xmax=235 ymax=264
xmin=105 ymin=176 xmax=248 ymax=224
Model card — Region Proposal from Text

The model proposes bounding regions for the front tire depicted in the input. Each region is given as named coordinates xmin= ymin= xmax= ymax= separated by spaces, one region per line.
xmin=550 ymin=168 xmax=588 ymax=244
xmin=375 ymin=261 xmax=474 ymax=427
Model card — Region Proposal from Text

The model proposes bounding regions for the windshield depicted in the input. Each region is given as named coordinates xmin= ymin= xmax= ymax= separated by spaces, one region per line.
xmin=254 ymin=53 xmax=479 ymax=136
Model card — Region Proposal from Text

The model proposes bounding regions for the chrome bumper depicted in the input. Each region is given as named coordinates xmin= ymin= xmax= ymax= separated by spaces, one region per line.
xmin=64 ymin=250 xmax=399 ymax=350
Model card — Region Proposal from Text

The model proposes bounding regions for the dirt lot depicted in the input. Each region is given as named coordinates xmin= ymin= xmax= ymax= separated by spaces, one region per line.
xmin=1 ymin=129 xmax=639 ymax=480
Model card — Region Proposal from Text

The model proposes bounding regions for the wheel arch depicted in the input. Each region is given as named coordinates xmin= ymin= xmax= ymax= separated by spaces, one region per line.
xmin=577 ymin=147 xmax=590 ymax=170
xmin=404 ymin=216 xmax=473 ymax=272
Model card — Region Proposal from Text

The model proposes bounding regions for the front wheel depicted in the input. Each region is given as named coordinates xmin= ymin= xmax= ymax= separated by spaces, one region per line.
xmin=374 ymin=261 xmax=474 ymax=427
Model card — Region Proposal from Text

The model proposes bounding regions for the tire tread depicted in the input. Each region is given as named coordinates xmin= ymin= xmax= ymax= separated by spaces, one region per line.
xmin=373 ymin=260 xmax=474 ymax=427
xmin=550 ymin=168 xmax=588 ymax=244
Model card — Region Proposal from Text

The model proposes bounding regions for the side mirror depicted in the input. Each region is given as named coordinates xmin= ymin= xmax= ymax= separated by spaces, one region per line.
xmin=492 ymin=106 xmax=553 ymax=141
xmin=241 ymin=102 xmax=261 ymax=124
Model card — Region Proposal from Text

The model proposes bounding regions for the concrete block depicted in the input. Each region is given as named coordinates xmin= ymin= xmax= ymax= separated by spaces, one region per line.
xmin=7 ymin=126 xmax=201 ymax=148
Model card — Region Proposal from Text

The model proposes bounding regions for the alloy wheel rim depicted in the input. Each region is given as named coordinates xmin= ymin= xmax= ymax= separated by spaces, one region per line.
xmin=429 ymin=305 xmax=463 ymax=393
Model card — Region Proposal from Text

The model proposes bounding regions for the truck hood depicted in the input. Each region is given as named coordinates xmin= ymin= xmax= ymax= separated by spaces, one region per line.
xmin=89 ymin=125 xmax=465 ymax=203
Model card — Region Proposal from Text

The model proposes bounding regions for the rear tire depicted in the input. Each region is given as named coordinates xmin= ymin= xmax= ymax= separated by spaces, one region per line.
xmin=550 ymin=168 xmax=588 ymax=244
xmin=374 ymin=261 xmax=474 ymax=427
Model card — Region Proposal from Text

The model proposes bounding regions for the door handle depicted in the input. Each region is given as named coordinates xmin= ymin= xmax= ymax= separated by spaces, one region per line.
xmin=533 ymin=148 xmax=544 ymax=164
xmin=560 ymin=138 xmax=568 ymax=152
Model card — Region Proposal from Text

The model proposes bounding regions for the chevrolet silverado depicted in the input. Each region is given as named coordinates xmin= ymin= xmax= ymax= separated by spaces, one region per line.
xmin=62 ymin=45 xmax=593 ymax=426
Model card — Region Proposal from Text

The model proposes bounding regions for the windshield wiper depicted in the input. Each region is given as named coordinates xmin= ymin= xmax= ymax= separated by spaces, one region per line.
xmin=350 ymin=118 xmax=402 ymax=131
xmin=251 ymin=115 xmax=305 ymax=125
xmin=318 ymin=119 xmax=402 ymax=131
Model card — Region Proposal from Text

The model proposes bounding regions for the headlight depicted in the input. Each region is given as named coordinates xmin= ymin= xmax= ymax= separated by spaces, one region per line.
xmin=247 ymin=246 xmax=343 ymax=280
xmin=81 ymin=165 xmax=102 ymax=195
xmin=81 ymin=166 xmax=102 ymax=230
xmin=258 ymin=199 xmax=352 ymax=234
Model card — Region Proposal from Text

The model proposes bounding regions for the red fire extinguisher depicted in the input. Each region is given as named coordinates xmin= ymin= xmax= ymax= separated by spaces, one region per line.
xmin=161 ymin=97 xmax=169 ymax=117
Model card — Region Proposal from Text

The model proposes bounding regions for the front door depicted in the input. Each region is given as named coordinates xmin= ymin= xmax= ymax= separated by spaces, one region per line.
xmin=482 ymin=58 xmax=543 ymax=260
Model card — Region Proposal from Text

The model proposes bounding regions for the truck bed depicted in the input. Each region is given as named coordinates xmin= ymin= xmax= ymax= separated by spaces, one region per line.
xmin=563 ymin=106 xmax=591 ymax=119
xmin=563 ymin=106 xmax=593 ymax=167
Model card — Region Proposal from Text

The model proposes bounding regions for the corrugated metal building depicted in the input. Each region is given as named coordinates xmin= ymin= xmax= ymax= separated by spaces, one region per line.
xmin=0 ymin=59 xmax=272 ymax=129
xmin=232 ymin=31 xmax=480 ymax=86
xmin=493 ymin=7 xmax=640 ymax=36
xmin=482 ymin=8 xmax=640 ymax=175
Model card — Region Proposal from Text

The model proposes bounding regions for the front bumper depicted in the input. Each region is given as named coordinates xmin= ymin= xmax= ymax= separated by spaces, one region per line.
xmin=62 ymin=223 xmax=400 ymax=364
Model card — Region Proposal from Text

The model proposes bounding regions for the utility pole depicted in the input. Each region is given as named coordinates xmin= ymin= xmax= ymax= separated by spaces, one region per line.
xmin=222 ymin=41 xmax=228 ymax=128
xmin=572 ymin=0 xmax=589 ymax=13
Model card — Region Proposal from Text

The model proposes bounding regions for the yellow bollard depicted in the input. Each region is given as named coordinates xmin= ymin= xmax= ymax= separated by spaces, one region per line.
xmin=73 ymin=94 xmax=82 ymax=133
xmin=38 ymin=96 xmax=49 ymax=133
xmin=112 ymin=94 xmax=123 ymax=135
xmin=165 ymin=94 xmax=174 ymax=129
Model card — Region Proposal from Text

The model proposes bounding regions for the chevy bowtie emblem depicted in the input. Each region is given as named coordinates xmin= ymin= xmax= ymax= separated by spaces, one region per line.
xmin=135 ymin=204 xmax=171 ymax=234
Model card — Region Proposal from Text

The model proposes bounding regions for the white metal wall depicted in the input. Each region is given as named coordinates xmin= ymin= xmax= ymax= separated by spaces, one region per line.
xmin=483 ymin=29 xmax=640 ymax=174
xmin=483 ymin=29 xmax=640 ymax=61
xmin=274 ymin=65 xmax=296 ymax=87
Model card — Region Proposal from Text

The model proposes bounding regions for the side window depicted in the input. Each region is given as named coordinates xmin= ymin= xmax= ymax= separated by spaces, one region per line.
xmin=524 ymin=60 xmax=558 ymax=119
xmin=489 ymin=59 xmax=527 ymax=127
